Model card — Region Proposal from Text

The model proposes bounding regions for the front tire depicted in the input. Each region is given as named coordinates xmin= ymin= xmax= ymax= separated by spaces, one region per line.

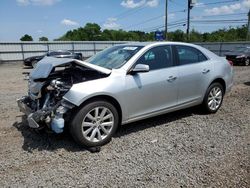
xmin=70 ymin=100 xmax=119 ymax=147
xmin=31 ymin=60 xmax=38 ymax=68
xmin=202 ymin=83 xmax=224 ymax=113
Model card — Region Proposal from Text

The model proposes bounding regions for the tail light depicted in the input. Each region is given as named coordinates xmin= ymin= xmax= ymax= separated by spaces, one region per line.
xmin=227 ymin=60 xmax=233 ymax=66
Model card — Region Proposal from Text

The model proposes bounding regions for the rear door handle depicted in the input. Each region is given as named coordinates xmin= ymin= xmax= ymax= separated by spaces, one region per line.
xmin=202 ymin=69 xmax=210 ymax=74
xmin=167 ymin=76 xmax=177 ymax=82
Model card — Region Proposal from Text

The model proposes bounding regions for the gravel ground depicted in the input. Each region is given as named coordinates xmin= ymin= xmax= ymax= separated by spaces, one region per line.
xmin=0 ymin=63 xmax=249 ymax=187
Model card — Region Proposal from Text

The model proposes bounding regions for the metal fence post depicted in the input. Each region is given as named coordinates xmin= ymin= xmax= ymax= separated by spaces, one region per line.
xmin=20 ymin=43 xmax=24 ymax=61
xmin=47 ymin=42 xmax=50 ymax=52
xmin=93 ymin=42 xmax=96 ymax=54
xmin=219 ymin=42 xmax=223 ymax=56
xmin=72 ymin=42 xmax=74 ymax=53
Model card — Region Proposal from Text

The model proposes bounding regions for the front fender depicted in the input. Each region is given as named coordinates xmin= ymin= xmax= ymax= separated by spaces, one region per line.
xmin=62 ymin=73 xmax=128 ymax=122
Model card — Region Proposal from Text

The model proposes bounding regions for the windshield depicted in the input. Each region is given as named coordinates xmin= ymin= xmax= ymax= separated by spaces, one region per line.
xmin=85 ymin=45 xmax=143 ymax=69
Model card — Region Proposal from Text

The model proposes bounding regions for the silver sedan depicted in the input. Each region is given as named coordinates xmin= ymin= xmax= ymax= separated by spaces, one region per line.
xmin=18 ymin=42 xmax=233 ymax=147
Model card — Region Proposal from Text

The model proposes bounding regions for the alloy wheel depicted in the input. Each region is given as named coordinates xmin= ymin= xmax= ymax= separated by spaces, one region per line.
xmin=81 ymin=106 xmax=114 ymax=143
xmin=207 ymin=87 xmax=223 ymax=111
xmin=245 ymin=59 xmax=250 ymax=66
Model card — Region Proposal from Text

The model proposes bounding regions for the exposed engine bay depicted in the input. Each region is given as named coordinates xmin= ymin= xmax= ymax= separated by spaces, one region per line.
xmin=17 ymin=57 xmax=109 ymax=133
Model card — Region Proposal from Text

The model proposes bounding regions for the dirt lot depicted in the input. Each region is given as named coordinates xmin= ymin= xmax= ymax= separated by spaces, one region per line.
xmin=0 ymin=63 xmax=249 ymax=187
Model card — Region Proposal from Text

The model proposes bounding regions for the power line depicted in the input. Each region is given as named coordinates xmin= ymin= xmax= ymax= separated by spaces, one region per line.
xmin=192 ymin=19 xmax=247 ymax=22
xmin=197 ymin=0 xmax=240 ymax=7
xmin=99 ymin=5 xmax=147 ymax=25
xmin=168 ymin=24 xmax=186 ymax=30
xmin=125 ymin=9 xmax=186 ymax=30
xmin=142 ymin=18 xmax=186 ymax=31
xmin=191 ymin=12 xmax=248 ymax=19
xmin=144 ymin=21 xmax=186 ymax=32
xmin=116 ymin=6 xmax=147 ymax=20
xmin=145 ymin=18 xmax=247 ymax=32
xmin=140 ymin=12 xmax=247 ymax=32
xmin=169 ymin=9 xmax=187 ymax=13
xmin=124 ymin=14 xmax=164 ymax=29
xmin=169 ymin=0 xmax=185 ymax=7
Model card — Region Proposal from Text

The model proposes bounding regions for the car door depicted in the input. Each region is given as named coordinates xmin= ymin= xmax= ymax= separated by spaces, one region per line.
xmin=124 ymin=45 xmax=178 ymax=120
xmin=173 ymin=45 xmax=213 ymax=105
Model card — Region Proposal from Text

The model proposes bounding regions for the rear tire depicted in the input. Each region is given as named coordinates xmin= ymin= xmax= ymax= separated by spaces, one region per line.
xmin=202 ymin=83 xmax=224 ymax=113
xmin=70 ymin=100 xmax=119 ymax=147
xmin=245 ymin=58 xmax=250 ymax=66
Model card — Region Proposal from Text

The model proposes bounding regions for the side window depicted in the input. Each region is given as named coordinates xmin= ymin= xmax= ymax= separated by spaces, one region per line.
xmin=49 ymin=51 xmax=62 ymax=56
xmin=176 ymin=45 xmax=207 ymax=65
xmin=135 ymin=45 xmax=173 ymax=70
xmin=48 ymin=51 xmax=56 ymax=56
xmin=60 ymin=51 xmax=71 ymax=55
xmin=198 ymin=52 xmax=207 ymax=62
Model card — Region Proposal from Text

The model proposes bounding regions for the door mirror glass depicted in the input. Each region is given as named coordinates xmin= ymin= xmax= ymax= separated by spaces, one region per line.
xmin=130 ymin=64 xmax=150 ymax=74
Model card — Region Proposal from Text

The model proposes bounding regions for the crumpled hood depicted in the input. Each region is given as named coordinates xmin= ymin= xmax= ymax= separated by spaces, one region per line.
xmin=30 ymin=57 xmax=111 ymax=80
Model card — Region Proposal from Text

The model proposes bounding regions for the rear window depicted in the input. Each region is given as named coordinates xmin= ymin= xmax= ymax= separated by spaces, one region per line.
xmin=176 ymin=45 xmax=208 ymax=65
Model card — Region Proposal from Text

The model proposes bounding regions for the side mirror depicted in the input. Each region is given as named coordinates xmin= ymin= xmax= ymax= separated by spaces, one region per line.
xmin=130 ymin=64 xmax=150 ymax=74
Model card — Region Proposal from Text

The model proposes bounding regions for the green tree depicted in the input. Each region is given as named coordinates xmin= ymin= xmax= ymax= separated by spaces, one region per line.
xmin=190 ymin=29 xmax=203 ymax=42
xmin=84 ymin=23 xmax=102 ymax=40
xmin=56 ymin=22 xmax=248 ymax=42
xmin=39 ymin=36 xmax=49 ymax=41
xmin=168 ymin=29 xmax=186 ymax=41
xmin=20 ymin=34 xmax=33 ymax=41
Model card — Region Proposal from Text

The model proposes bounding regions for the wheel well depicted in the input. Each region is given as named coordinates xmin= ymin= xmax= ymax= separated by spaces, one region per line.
xmin=210 ymin=78 xmax=226 ymax=92
xmin=79 ymin=95 xmax=122 ymax=124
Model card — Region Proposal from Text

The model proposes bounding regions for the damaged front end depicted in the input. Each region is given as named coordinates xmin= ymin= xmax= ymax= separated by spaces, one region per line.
xmin=17 ymin=57 xmax=109 ymax=133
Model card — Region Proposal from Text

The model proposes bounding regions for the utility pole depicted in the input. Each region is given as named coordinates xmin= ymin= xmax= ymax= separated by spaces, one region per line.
xmin=247 ymin=9 xmax=250 ymax=41
xmin=165 ymin=0 xmax=168 ymax=40
xmin=186 ymin=0 xmax=191 ymax=41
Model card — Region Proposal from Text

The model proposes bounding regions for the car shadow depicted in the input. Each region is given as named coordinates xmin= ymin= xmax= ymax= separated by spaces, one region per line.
xmin=115 ymin=106 xmax=203 ymax=138
xmin=244 ymin=81 xmax=250 ymax=86
xmin=22 ymin=66 xmax=32 ymax=69
xmin=12 ymin=116 xmax=85 ymax=153
xmin=13 ymin=106 xmax=203 ymax=153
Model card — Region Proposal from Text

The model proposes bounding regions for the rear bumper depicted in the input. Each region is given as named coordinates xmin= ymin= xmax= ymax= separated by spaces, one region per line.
xmin=226 ymin=57 xmax=245 ymax=65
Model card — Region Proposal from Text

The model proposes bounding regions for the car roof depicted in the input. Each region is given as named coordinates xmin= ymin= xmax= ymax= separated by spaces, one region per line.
xmin=49 ymin=50 xmax=71 ymax=53
xmin=120 ymin=41 xmax=219 ymax=60
xmin=119 ymin=41 xmax=201 ymax=47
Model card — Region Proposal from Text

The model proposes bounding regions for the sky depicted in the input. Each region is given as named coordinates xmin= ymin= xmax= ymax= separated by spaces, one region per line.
xmin=0 ymin=0 xmax=249 ymax=41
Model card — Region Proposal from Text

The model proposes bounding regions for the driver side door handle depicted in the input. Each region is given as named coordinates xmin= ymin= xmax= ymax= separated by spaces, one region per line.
xmin=167 ymin=76 xmax=177 ymax=82
xmin=202 ymin=69 xmax=210 ymax=74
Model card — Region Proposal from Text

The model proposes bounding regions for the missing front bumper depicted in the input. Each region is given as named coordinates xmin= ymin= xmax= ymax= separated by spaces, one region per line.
xmin=17 ymin=96 xmax=74 ymax=132
xmin=17 ymin=96 xmax=40 ymax=128
xmin=17 ymin=96 xmax=33 ymax=116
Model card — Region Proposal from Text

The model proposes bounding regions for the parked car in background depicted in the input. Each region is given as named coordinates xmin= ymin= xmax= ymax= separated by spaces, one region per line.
xmin=225 ymin=46 xmax=250 ymax=66
xmin=23 ymin=50 xmax=83 ymax=67
xmin=17 ymin=42 xmax=233 ymax=147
